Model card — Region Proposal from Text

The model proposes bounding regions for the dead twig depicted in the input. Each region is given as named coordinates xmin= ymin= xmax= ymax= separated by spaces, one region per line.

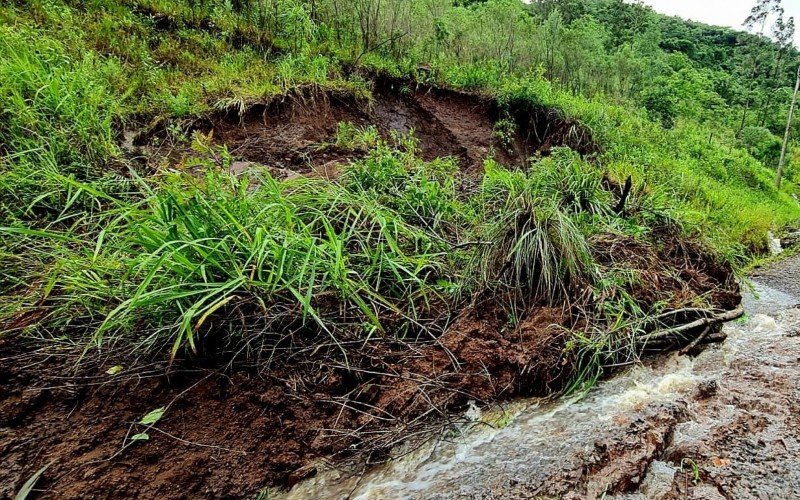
xmin=679 ymin=325 xmax=712 ymax=355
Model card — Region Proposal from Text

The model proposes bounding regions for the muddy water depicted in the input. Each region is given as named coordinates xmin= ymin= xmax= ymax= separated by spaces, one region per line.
xmin=284 ymin=254 xmax=800 ymax=499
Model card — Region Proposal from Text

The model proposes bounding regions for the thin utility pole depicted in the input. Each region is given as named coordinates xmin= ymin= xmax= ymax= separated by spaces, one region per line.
xmin=777 ymin=65 xmax=800 ymax=188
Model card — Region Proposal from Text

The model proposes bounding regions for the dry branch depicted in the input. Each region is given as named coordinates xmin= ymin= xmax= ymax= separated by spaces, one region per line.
xmin=638 ymin=304 xmax=744 ymax=347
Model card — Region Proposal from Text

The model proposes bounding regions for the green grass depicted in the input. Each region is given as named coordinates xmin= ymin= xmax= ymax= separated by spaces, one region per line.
xmin=470 ymin=156 xmax=599 ymax=307
xmin=5 ymin=148 xmax=459 ymax=357
xmin=1 ymin=0 xmax=796 ymax=258
xmin=0 ymin=130 xmax=672 ymax=368
xmin=0 ymin=0 xmax=799 ymax=387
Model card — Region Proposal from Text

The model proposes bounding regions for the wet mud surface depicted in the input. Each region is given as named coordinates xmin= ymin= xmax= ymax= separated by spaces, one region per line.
xmin=283 ymin=255 xmax=800 ymax=499
xmin=751 ymin=252 xmax=800 ymax=299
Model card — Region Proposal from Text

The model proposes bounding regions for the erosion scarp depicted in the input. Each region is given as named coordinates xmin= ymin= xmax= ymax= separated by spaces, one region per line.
xmin=128 ymin=78 xmax=598 ymax=179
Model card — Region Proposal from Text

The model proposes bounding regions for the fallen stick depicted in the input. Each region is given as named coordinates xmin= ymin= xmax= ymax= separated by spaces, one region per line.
xmin=613 ymin=175 xmax=633 ymax=215
xmin=638 ymin=304 xmax=745 ymax=346
xmin=679 ymin=325 xmax=712 ymax=355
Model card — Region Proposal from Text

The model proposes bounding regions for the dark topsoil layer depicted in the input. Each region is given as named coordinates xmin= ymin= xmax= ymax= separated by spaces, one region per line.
xmin=1 ymin=84 xmax=736 ymax=499
xmin=131 ymin=78 xmax=598 ymax=178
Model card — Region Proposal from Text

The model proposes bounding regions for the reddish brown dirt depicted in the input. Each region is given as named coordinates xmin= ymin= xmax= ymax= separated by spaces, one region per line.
xmin=0 ymin=234 xmax=739 ymax=499
xmin=130 ymin=81 xmax=597 ymax=179
xmin=0 ymin=304 xmax=573 ymax=499
xmin=591 ymin=231 xmax=740 ymax=314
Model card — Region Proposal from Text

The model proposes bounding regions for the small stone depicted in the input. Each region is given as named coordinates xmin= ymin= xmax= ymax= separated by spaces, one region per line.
xmin=287 ymin=464 xmax=318 ymax=487
xmin=694 ymin=379 xmax=718 ymax=399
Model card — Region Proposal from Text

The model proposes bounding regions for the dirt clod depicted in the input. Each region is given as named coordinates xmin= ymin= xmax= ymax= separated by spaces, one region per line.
xmin=694 ymin=379 xmax=718 ymax=400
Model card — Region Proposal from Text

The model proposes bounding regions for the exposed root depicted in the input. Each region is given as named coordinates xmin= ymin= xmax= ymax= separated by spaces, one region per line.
xmin=639 ymin=305 xmax=744 ymax=347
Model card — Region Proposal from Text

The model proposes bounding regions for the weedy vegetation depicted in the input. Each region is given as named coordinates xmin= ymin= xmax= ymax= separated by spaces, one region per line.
xmin=1 ymin=0 xmax=799 ymax=494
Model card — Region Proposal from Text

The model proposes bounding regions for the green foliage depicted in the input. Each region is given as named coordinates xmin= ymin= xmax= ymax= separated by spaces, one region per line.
xmin=335 ymin=121 xmax=380 ymax=150
xmin=2 ymin=0 xmax=800 ymax=374
xmin=741 ymin=126 xmax=782 ymax=167
xmin=529 ymin=148 xmax=612 ymax=217
xmin=639 ymin=83 xmax=679 ymax=128
xmin=83 ymin=166 xmax=452 ymax=355
xmin=0 ymin=130 xmax=663 ymax=364
xmin=492 ymin=118 xmax=517 ymax=152
xmin=342 ymin=137 xmax=462 ymax=231
xmin=15 ymin=463 xmax=52 ymax=500
xmin=0 ymin=23 xmax=120 ymax=173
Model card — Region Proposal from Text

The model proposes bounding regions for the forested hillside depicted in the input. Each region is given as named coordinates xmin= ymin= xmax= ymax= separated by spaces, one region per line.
xmin=1 ymin=0 xmax=799 ymax=497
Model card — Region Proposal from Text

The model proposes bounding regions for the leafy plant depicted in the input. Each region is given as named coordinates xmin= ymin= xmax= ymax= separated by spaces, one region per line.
xmin=130 ymin=407 xmax=167 ymax=442
xmin=492 ymin=118 xmax=517 ymax=152
xmin=15 ymin=462 xmax=52 ymax=500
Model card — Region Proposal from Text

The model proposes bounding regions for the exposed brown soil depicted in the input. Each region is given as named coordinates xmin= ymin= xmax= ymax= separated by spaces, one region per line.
xmin=0 ymin=232 xmax=739 ymax=499
xmin=0 ymin=303 xmax=570 ymax=498
xmin=129 ymin=79 xmax=598 ymax=179
xmin=2 ymin=83 xmax=737 ymax=499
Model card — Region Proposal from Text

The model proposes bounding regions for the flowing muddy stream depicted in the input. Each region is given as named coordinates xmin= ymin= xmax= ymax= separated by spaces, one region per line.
xmin=285 ymin=255 xmax=800 ymax=499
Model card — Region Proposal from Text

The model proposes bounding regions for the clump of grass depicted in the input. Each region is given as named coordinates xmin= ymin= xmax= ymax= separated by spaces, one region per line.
xmin=477 ymin=201 xmax=594 ymax=305
xmin=0 ymin=140 xmax=619 ymax=363
xmin=529 ymin=148 xmax=612 ymax=218
xmin=12 ymin=148 xmax=457 ymax=359
xmin=470 ymin=157 xmax=598 ymax=307
xmin=0 ymin=24 xmax=120 ymax=173
xmin=335 ymin=121 xmax=380 ymax=151
xmin=342 ymin=135 xmax=464 ymax=232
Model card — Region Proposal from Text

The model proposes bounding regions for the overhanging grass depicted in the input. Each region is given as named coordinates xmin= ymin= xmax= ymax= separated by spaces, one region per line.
xmin=15 ymin=169 xmax=454 ymax=358
xmin=0 ymin=142 xmax=633 ymax=353
xmin=0 ymin=0 xmax=794 ymax=388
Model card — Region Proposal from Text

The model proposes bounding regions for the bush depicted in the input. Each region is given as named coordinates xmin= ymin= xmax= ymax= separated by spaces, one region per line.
xmin=740 ymin=126 xmax=782 ymax=169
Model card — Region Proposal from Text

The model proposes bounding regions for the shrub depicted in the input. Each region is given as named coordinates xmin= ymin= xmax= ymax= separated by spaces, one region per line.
xmin=740 ymin=126 xmax=782 ymax=169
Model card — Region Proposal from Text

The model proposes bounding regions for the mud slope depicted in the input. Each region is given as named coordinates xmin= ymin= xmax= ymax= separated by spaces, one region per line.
xmin=0 ymin=234 xmax=737 ymax=499
xmin=134 ymin=80 xmax=597 ymax=177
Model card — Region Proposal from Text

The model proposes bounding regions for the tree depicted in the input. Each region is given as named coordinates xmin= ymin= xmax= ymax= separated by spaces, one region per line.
xmin=590 ymin=0 xmax=655 ymax=50
xmin=738 ymin=0 xmax=784 ymax=135
xmin=776 ymin=66 xmax=800 ymax=188
xmin=759 ymin=11 xmax=795 ymax=127
xmin=528 ymin=0 xmax=585 ymax=24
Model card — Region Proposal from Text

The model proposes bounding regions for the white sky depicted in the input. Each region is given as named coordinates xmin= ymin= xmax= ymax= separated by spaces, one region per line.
xmin=642 ymin=0 xmax=800 ymax=48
